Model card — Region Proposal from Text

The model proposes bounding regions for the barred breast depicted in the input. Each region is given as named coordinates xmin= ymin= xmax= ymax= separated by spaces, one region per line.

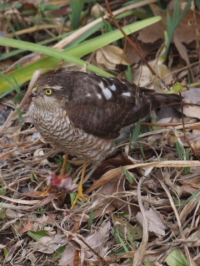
xmin=30 ymin=103 xmax=115 ymax=162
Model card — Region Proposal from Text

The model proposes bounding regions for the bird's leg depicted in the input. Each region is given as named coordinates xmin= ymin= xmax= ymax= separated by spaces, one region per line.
xmin=59 ymin=154 xmax=69 ymax=178
xmin=41 ymin=154 xmax=69 ymax=196
xmin=71 ymin=161 xmax=88 ymax=209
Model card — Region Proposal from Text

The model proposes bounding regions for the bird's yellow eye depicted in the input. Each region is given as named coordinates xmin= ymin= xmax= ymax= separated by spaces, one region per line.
xmin=44 ymin=89 xmax=53 ymax=95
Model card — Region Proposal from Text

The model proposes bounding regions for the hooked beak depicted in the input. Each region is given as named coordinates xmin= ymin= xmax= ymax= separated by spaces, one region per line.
xmin=30 ymin=91 xmax=38 ymax=98
xmin=30 ymin=87 xmax=38 ymax=98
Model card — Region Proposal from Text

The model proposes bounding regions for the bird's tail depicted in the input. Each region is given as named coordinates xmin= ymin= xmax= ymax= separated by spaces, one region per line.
xmin=140 ymin=87 xmax=181 ymax=110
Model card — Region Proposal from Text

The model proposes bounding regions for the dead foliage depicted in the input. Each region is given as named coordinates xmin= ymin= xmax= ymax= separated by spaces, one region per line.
xmin=0 ymin=1 xmax=200 ymax=266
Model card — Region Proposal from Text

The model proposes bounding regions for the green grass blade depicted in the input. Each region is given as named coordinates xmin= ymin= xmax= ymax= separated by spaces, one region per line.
xmin=131 ymin=120 xmax=141 ymax=148
xmin=0 ymin=37 xmax=111 ymax=75
xmin=67 ymin=16 xmax=161 ymax=56
xmin=163 ymin=0 xmax=192 ymax=59
xmin=0 ymin=16 xmax=161 ymax=95
xmin=69 ymin=0 xmax=84 ymax=29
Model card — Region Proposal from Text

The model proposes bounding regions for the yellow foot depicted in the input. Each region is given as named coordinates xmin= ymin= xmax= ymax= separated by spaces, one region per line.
xmin=71 ymin=186 xmax=88 ymax=209
xmin=40 ymin=186 xmax=52 ymax=196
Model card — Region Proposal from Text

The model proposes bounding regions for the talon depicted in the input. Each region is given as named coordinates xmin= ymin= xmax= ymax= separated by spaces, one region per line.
xmin=71 ymin=161 xmax=88 ymax=209
xmin=71 ymin=188 xmax=88 ymax=209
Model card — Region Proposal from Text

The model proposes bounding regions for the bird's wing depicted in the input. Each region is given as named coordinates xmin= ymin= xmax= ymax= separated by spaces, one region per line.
xmin=67 ymin=72 xmax=152 ymax=139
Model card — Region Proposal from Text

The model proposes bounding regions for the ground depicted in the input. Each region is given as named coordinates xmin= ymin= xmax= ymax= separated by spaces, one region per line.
xmin=0 ymin=1 xmax=200 ymax=266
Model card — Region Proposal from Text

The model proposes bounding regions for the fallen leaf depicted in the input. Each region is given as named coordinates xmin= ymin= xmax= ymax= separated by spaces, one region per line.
xmin=185 ymin=229 xmax=200 ymax=247
xmin=58 ymin=244 xmax=76 ymax=266
xmin=20 ymin=221 xmax=34 ymax=235
xmin=91 ymin=3 xmax=108 ymax=18
xmin=124 ymin=37 xmax=161 ymax=64
xmin=136 ymin=208 xmax=167 ymax=236
xmin=94 ymin=45 xmax=129 ymax=70
xmin=138 ymin=10 xmax=200 ymax=45
xmin=31 ymin=234 xmax=68 ymax=254
xmin=113 ymin=216 xmax=143 ymax=241
xmin=59 ymin=221 xmax=111 ymax=266
xmin=6 ymin=209 xmax=24 ymax=219
xmin=182 ymin=88 xmax=200 ymax=119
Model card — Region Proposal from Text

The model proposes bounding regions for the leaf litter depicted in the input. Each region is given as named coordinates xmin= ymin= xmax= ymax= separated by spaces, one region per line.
xmin=0 ymin=1 xmax=200 ymax=266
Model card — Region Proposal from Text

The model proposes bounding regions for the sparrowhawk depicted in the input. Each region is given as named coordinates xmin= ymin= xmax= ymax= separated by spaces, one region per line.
xmin=30 ymin=71 xmax=180 ymax=207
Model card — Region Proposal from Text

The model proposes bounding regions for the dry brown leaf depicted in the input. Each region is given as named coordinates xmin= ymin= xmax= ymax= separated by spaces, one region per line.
xmin=186 ymin=133 xmax=200 ymax=154
xmin=4 ymin=240 xmax=25 ymax=264
xmin=175 ymin=10 xmax=200 ymax=45
xmin=86 ymin=160 xmax=200 ymax=194
xmin=93 ymin=176 xmax=138 ymax=215
xmin=154 ymin=63 xmax=173 ymax=85
xmin=93 ymin=176 xmax=124 ymax=199
xmin=133 ymin=65 xmax=153 ymax=87
xmin=53 ymin=1 xmax=151 ymax=49
xmin=59 ymin=221 xmax=111 ymax=266
xmin=26 ymin=253 xmax=37 ymax=265
xmin=113 ymin=217 xmax=143 ymax=240
xmin=157 ymin=107 xmax=181 ymax=123
xmin=138 ymin=20 xmax=164 ymax=43
xmin=138 ymin=10 xmax=200 ymax=45
xmin=91 ymin=3 xmax=108 ymax=18
xmin=136 ymin=208 xmax=167 ymax=236
xmin=182 ymin=88 xmax=200 ymax=119
xmin=186 ymin=230 xmax=200 ymax=247
xmin=124 ymin=38 xmax=161 ymax=64
xmin=94 ymin=45 xmax=129 ymax=70
xmin=82 ymin=222 xmax=111 ymax=258
xmin=143 ymin=177 xmax=159 ymax=192
xmin=20 ymin=221 xmax=34 ymax=235
xmin=163 ymin=172 xmax=183 ymax=198
xmin=0 ymin=218 xmax=19 ymax=232
xmin=31 ymin=235 xmax=68 ymax=254
xmin=134 ymin=59 xmax=173 ymax=88
xmin=179 ymin=192 xmax=200 ymax=224
xmin=6 ymin=209 xmax=24 ymax=219
xmin=58 ymin=244 xmax=76 ymax=266
xmin=173 ymin=33 xmax=191 ymax=67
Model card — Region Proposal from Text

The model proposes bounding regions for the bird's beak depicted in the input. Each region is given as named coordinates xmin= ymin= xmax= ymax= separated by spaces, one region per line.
xmin=30 ymin=87 xmax=38 ymax=98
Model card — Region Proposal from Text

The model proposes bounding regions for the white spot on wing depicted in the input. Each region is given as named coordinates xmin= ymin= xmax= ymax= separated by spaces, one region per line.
xmin=110 ymin=84 xmax=116 ymax=91
xmin=86 ymin=93 xmax=91 ymax=97
xmin=98 ymin=81 xmax=104 ymax=90
xmin=122 ymin=92 xmax=132 ymax=97
xmin=98 ymin=81 xmax=113 ymax=100
xmin=103 ymin=88 xmax=112 ymax=100
xmin=96 ymin=93 xmax=102 ymax=99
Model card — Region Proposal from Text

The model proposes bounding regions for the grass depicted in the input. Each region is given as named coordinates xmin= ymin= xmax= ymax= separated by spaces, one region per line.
xmin=0 ymin=1 xmax=199 ymax=265
xmin=163 ymin=0 xmax=193 ymax=61
xmin=0 ymin=16 xmax=161 ymax=96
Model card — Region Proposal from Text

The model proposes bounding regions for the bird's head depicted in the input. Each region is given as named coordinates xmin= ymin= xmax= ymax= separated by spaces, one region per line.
xmin=30 ymin=74 xmax=71 ymax=110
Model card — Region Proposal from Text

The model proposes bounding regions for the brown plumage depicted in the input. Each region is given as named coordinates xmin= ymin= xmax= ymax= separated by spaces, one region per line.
xmin=30 ymin=71 xmax=180 ymax=162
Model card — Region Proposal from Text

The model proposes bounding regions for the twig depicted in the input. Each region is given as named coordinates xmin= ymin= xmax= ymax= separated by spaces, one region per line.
xmin=159 ymin=180 xmax=194 ymax=266
xmin=105 ymin=0 xmax=157 ymax=77
xmin=179 ymin=92 xmax=200 ymax=160
xmin=0 ymin=70 xmax=42 ymax=134
xmin=132 ymin=175 xmax=149 ymax=266
xmin=78 ymin=236 xmax=110 ymax=266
